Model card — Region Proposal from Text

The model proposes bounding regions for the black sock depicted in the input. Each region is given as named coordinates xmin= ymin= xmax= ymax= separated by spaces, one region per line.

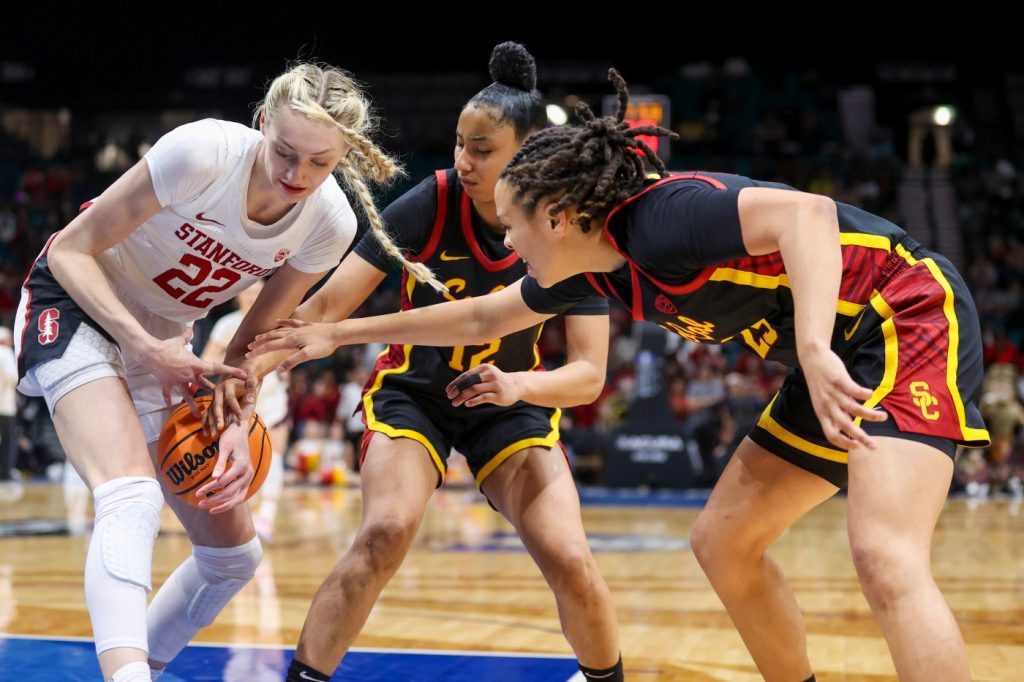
xmin=286 ymin=657 xmax=331 ymax=682
xmin=579 ymin=654 xmax=624 ymax=681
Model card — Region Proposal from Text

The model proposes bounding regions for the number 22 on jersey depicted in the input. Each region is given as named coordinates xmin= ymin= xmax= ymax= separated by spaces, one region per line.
xmin=153 ymin=254 xmax=242 ymax=309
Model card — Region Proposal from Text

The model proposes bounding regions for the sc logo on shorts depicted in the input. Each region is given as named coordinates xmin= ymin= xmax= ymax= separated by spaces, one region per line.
xmin=909 ymin=381 xmax=940 ymax=421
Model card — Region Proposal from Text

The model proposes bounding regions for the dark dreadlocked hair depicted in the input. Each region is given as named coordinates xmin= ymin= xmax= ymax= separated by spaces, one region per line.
xmin=500 ymin=68 xmax=679 ymax=232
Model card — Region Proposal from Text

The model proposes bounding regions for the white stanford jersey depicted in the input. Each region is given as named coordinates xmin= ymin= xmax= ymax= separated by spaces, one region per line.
xmin=97 ymin=118 xmax=356 ymax=324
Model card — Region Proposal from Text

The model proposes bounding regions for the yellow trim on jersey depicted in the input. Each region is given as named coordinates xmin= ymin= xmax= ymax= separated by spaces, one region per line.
xmin=362 ymin=344 xmax=447 ymax=476
xmin=840 ymin=233 xmax=893 ymax=251
xmin=708 ymin=268 xmax=865 ymax=317
xmin=709 ymin=268 xmax=791 ymax=289
xmin=894 ymin=242 xmax=918 ymax=265
xmin=836 ymin=301 xmax=866 ymax=317
xmin=921 ymin=258 xmax=991 ymax=443
xmin=709 ymin=233 xmax=889 ymax=316
xmin=474 ymin=408 xmax=562 ymax=487
xmin=855 ymin=292 xmax=899 ymax=426
xmin=756 ymin=396 xmax=848 ymax=463
xmin=531 ymin=324 xmax=544 ymax=370
xmin=868 ymin=287 xmax=896 ymax=319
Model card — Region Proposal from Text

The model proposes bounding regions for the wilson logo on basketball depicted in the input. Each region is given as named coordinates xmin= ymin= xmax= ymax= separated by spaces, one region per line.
xmin=158 ymin=395 xmax=272 ymax=508
xmin=274 ymin=249 xmax=290 ymax=263
xmin=38 ymin=308 xmax=60 ymax=345
xmin=655 ymin=295 xmax=677 ymax=315
xmin=165 ymin=443 xmax=219 ymax=487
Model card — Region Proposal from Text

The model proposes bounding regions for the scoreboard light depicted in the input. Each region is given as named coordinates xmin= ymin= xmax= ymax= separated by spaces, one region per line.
xmin=602 ymin=94 xmax=671 ymax=163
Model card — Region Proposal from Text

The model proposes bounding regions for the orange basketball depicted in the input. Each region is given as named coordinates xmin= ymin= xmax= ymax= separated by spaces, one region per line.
xmin=157 ymin=395 xmax=271 ymax=508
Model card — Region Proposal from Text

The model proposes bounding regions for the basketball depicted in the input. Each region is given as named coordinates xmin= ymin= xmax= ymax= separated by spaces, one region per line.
xmin=157 ymin=395 xmax=272 ymax=508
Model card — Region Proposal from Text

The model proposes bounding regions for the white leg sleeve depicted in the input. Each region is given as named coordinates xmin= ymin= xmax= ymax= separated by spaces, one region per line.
xmin=110 ymin=661 xmax=152 ymax=682
xmin=86 ymin=477 xmax=163 ymax=656
xmin=146 ymin=536 xmax=262 ymax=665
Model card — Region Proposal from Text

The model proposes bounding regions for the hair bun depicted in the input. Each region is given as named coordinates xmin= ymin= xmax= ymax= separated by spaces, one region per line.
xmin=488 ymin=41 xmax=536 ymax=92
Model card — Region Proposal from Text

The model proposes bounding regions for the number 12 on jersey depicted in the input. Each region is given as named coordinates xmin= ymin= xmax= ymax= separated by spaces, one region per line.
xmin=448 ymin=339 xmax=502 ymax=372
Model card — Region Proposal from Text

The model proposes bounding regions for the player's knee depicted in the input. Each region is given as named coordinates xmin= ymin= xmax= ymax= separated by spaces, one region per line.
xmin=690 ymin=514 xmax=738 ymax=571
xmin=547 ymin=547 xmax=599 ymax=603
xmin=186 ymin=537 xmax=262 ymax=628
xmin=93 ymin=476 xmax=164 ymax=591
xmin=358 ymin=517 xmax=416 ymax=573
xmin=850 ymin=536 xmax=917 ymax=609
xmin=689 ymin=516 xmax=716 ymax=568
xmin=691 ymin=513 xmax=771 ymax=573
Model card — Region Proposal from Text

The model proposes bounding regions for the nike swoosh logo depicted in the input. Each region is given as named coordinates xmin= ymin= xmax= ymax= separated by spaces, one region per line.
xmin=843 ymin=309 xmax=866 ymax=341
xmin=195 ymin=212 xmax=225 ymax=227
xmin=439 ymin=250 xmax=470 ymax=261
xmin=298 ymin=671 xmax=325 ymax=681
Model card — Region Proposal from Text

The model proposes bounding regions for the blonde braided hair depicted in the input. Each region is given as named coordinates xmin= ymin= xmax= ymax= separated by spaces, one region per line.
xmin=255 ymin=63 xmax=444 ymax=292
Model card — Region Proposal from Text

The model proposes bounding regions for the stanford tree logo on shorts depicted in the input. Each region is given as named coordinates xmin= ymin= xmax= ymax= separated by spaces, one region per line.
xmin=274 ymin=249 xmax=290 ymax=263
xmin=38 ymin=308 xmax=60 ymax=345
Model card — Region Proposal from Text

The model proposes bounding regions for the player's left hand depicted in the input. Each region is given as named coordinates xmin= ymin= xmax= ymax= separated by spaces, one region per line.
xmin=202 ymin=375 xmax=259 ymax=437
xmin=195 ymin=420 xmax=255 ymax=514
xmin=446 ymin=365 xmax=522 ymax=407
xmin=801 ymin=345 xmax=887 ymax=451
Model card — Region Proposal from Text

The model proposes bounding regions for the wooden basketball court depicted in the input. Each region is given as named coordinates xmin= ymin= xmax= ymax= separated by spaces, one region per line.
xmin=1 ymin=481 xmax=1022 ymax=680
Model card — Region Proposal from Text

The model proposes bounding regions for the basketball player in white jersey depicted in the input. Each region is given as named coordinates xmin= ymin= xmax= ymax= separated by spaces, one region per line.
xmin=13 ymin=63 xmax=441 ymax=682
xmin=202 ymin=280 xmax=289 ymax=541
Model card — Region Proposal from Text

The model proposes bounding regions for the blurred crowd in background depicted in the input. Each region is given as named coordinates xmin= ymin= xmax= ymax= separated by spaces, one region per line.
xmin=3 ymin=58 xmax=1022 ymax=495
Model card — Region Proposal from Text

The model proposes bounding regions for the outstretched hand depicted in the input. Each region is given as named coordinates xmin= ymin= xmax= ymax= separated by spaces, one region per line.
xmin=247 ymin=319 xmax=344 ymax=371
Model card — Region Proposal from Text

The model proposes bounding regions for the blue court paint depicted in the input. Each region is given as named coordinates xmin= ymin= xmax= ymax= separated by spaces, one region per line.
xmin=577 ymin=486 xmax=711 ymax=507
xmin=444 ymin=530 xmax=689 ymax=553
xmin=0 ymin=635 xmax=580 ymax=681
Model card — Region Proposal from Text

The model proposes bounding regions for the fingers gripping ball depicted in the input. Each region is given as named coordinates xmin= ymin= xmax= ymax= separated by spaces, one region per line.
xmin=158 ymin=395 xmax=271 ymax=508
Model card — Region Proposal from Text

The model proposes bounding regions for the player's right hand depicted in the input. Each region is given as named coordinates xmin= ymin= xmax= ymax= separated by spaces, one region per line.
xmin=801 ymin=344 xmax=886 ymax=451
xmin=247 ymin=318 xmax=344 ymax=371
xmin=138 ymin=329 xmax=247 ymax=417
